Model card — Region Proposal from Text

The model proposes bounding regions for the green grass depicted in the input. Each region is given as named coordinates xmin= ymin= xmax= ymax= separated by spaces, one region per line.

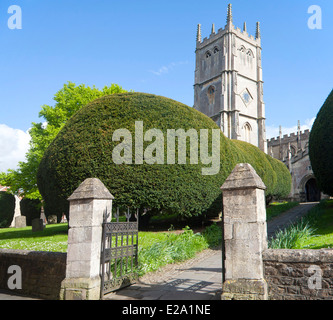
xmin=0 ymin=222 xmax=222 ymax=276
xmin=268 ymin=200 xmax=333 ymax=249
xmin=0 ymin=224 xmax=68 ymax=252
xmin=266 ymin=201 xmax=299 ymax=221
xmin=268 ymin=219 xmax=317 ymax=249
xmin=300 ymin=200 xmax=333 ymax=249
xmin=138 ymin=224 xmax=222 ymax=276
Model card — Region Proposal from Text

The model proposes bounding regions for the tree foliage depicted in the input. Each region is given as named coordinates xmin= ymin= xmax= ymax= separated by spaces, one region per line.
xmin=309 ymin=89 xmax=333 ymax=196
xmin=0 ymin=82 xmax=127 ymax=199
xmin=37 ymin=92 xmax=291 ymax=221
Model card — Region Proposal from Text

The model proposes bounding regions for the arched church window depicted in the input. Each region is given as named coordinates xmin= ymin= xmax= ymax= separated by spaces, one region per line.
xmin=238 ymin=45 xmax=246 ymax=53
xmin=208 ymin=86 xmax=215 ymax=95
xmin=246 ymin=49 xmax=254 ymax=58
xmin=207 ymin=86 xmax=215 ymax=104
xmin=213 ymin=46 xmax=220 ymax=54
xmin=205 ymin=51 xmax=212 ymax=58
xmin=244 ymin=123 xmax=252 ymax=143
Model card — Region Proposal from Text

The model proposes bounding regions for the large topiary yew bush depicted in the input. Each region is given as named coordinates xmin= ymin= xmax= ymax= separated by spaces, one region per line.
xmin=37 ymin=92 xmax=291 ymax=221
xmin=309 ymin=90 xmax=333 ymax=196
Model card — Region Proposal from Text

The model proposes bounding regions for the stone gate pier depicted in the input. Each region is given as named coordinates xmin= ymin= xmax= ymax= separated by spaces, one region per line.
xmin=221 ymin=163 xmax=268 ymax=300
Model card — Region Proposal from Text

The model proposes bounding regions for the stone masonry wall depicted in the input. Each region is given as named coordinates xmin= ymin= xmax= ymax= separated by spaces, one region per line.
xmin=263 ymin=249 xmax=333 ymax=300
xmin=0 ymin=249 xmax=66 ymax=299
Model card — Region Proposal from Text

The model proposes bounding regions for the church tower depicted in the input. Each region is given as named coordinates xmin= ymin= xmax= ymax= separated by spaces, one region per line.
xmin=194 ymin=4 xmax=267 ymax=153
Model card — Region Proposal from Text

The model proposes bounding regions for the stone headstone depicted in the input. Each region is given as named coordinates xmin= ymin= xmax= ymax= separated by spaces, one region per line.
xmin=15 ymin=216 xmax=26 ymax=228
xmin=40 ymin=206 xmax=47 ymax=225
xmin=10 ymin=195 xmax=22 ymax=228
xmin=32 ymin=218 xmax=44 ymax=232
xmin=48 ymin=215 xmax=57 ymax=224
xmin=60 ymin=214 xmax=67 ymax=223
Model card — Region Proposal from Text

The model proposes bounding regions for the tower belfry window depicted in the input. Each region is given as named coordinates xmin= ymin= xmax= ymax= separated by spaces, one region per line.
xmin=207 ymin=86 xmax=215 ymax=104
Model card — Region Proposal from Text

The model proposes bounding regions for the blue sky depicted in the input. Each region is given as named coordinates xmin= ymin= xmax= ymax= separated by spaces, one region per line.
xmin=0 ymin=0 xmax=332 ymax=171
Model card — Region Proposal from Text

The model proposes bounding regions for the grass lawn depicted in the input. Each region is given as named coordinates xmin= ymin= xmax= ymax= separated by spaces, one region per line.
xmin=0 ymin=222 xmax=222 ymax=276
xmin=0 ymin=224 xmax=68 ymax=252
xmin=300 ymin=200 xmax=333 ymax=249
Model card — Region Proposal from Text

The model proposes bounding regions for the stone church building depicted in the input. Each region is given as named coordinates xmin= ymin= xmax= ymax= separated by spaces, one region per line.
xmin=194 ymin=4 xmax=325 ymax=202
xmin=194 ymin=4 xmax=267 ymax=153
xmin=267 ymin=123 xmax=326 ymax=202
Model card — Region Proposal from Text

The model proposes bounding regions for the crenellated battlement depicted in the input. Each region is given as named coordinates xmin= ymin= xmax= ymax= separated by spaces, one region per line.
xmin=196 ymin=4 xmax=260 ymax=49
xmin=267 ymin=129 xmax=310 ymax=144
xmin=196 ymin=23 xmax=260 ymax=49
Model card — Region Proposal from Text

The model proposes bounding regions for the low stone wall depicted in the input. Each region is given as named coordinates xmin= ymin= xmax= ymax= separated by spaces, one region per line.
xmin=0 ymin=249 xmax=66 ymax=299
xmin=263 ymin=249 xmax=333 ymax=300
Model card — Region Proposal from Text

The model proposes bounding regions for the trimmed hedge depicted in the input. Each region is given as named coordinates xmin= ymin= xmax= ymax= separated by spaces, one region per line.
xmin=265 ymin=154 xmax=292 ymax=199
xmin=309 ymin=90 xmax=333 ymax=196
xmin=37 ymin=92 xmax=291 ymax=221
xmin=0 ymin=192 xmax=15 ymax=228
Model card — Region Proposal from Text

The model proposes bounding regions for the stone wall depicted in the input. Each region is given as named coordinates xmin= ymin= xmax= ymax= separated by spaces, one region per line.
xmin=263 ymin=249 xmax=333 ymax=300
xmin=0 ymin=249 xmax=66 ymax=299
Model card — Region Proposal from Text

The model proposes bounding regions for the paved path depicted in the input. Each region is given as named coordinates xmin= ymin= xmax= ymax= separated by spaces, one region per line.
xmin=0 ymin=202 xmax=317 ymax=300
xmin=104 ymin=250 xmax=223 ymax=300
xmin=105 ymin=202 xmax=318 ymax=301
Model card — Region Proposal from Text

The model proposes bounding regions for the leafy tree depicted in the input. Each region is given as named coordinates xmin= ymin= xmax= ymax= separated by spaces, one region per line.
xmin=309 ymin=89 xmax=333 ymax=196
xmin=0 ymin=82 xmax=127 ymax=199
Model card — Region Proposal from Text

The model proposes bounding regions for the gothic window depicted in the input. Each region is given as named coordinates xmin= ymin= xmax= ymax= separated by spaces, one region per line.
xmin=246 ymin=49 xmax=254 ymax=58
xmin=205 ymin=51 xmax=212 ymax=58
xmin=213 ymin=46 xmax=220 ymax=54
xmin=238 ymin=45 xmax=246 ymax=53
xmin=207 ymin=86 xmax=215 ymax=104
xmin=246 ymin=49 xmax=254 ymax=67
xmin=243 ymin=123 xmax=252 ymax=143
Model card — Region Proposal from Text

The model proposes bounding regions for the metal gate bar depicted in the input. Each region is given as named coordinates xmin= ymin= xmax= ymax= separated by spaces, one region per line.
xmin=100 ymin=208 xmax=138 ymax=298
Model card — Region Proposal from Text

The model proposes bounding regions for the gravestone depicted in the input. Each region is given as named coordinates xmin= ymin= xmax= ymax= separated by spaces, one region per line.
xmin=48 ymin=215 xmax=57 ymax=224
xmin=32 ymin=218 xmax=44 ymax=232
xmin=10 ymin=195 xmax=22 ymax=228
xmin=15 ymin=216 xmax=26 ymax=228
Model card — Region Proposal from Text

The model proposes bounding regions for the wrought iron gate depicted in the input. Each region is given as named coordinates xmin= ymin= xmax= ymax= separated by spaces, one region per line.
xmin=100 ymin=208 xmax=139 ymax=298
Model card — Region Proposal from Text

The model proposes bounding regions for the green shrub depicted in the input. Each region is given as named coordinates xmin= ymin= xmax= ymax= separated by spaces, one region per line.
xmin=268 ymin=219 xmax=316 ymax=249
xmin=309 ymin=90 xmax=333 ymax=196
xmin=231 ymin=140 xmax=277 ymax=196
xmin=0 ymin=192 xmax=15 ymax=228
xmin=37 ymin=93 xmax=237 ymax=220
xmin=202 ymin=223 xmax=223 ymax=247
xmin=264 ymin=154 xmax=292 ymax=200
xmin=37 ymin=92 xmax=291 ymax=221
xmin=268 ymin=204 xmax=319 ymax=249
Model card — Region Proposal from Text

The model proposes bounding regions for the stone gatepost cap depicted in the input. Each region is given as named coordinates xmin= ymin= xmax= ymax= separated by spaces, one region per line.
xmin=68 ymin=178 xmax=114 ymax=201
xmin=221 ymin=163 xmax=266 ymax=191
